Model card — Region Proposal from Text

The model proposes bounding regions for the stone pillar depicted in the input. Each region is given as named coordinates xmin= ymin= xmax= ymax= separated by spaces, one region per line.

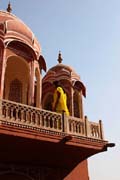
xmin=0 ymin=45 xmax=6 ymax=99
xmin=71 ymin=87 xmax=74 ymax=116
xmin=84 ymin=116 xmax=90 ymax=137
xmin=39 ymin=68 xmax=42 ymax=108
xmin=35 ymin=63 xmax=41 ymax=108
xmin=79 ymin=91 xmax=84 ymax=119
xmin=28 ymin=61 xmax=34 ymax=106
xmin=99 ymin=120 xmax=104 ymax=140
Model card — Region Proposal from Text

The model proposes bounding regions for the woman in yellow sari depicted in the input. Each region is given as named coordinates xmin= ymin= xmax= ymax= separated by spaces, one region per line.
xmin=52 ymin=81 xmax=70 ymax=116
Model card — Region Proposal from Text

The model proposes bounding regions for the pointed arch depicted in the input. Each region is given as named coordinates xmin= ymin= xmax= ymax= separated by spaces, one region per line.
xmin=4 ymin=55 xmax=30 ymax=104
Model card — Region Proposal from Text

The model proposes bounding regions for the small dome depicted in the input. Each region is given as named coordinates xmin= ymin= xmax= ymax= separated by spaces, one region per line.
xmin=0 ymin=11 xmax=41 ymax=58
xmin=43 ymin=52 xmax=86 ymax=97
xmin=46 ymin=63 xmax=81 ymax=82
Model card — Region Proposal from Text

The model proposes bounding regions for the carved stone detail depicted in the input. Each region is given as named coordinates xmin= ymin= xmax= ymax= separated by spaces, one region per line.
xmin=0 ymin=99 xmax=104 ymax=140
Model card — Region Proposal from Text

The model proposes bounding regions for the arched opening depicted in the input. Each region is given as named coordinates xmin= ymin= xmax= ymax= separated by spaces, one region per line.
xmin=3 ymin=55 xmax=30 ymax=104
xmin=43 ymin=93 xmax=53 ymax=111
xmin=73 ymin=91 xmax=80 ymax=118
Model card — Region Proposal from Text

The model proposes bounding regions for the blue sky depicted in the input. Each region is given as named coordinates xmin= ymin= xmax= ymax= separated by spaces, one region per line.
xmin=1 ymin=1 xmax=119 ymax=179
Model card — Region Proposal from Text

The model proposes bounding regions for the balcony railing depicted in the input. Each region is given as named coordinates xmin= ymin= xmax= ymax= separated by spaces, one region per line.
xmin=0 ymin=99 xmax=104 ymax=140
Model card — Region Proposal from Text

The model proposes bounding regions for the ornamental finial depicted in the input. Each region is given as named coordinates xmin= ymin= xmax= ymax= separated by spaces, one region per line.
xmin=57 ymin=51 xmax=63 ymax=63
xmin=7 ymin=1 xmax=12 ymax=13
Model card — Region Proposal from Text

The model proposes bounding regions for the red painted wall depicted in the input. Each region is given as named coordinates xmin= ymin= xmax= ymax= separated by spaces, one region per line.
xmin=64 ymin=160 xmax=89 ymax=180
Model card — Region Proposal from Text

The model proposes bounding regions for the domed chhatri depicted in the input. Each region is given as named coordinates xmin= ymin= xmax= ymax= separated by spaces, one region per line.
xmin=43 ymin=51 xmax=84 ymax=83
xmin=0 ymin=10 xmax=40 ymax=58
xmin=42 ymin=52 xmax=86 ymax=118
xmin=0 ymin=9 xmax=46 ymax=107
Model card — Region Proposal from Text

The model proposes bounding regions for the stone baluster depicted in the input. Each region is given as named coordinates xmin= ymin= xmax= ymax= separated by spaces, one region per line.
xmin=5 ymin=106 xmax=9 ymax=119
xmin=15 ymin=108 xmax=19 ymax=121
xmin=62 ymin=111 xmax=66 ymax=132
xmin=30 ymin=111 xmax=32 ymax=124
xmin=10 ymin=107 xmax=14 ymax=120
xmin=21 ymin=110 xmax=24 ymax=122
xmin=99 ymin=120 xmax=104 ymax=140
xmin=76 ymin=123 xmax=78 ymax=133
xmin=56 ymin=118 xmax=59 ymax=129
xmin=47 ymin=116 xmax=51 ymax=128
xmin=24 ymin=108 xmax=28 ymax=123
xmin=44 ymin=114 xmax=47 ymax=127
xmin=74 ymin=121 xmax=76 ymax=133
xmin=91 ymin=124 xmax=94 ymax=137
xmin=35 ymin=112 xmax=39 ymax=125
xmin=70 ymin=121 xmax=73 ymax=133
xmin=43 ymin=115 xmax=46 ymax=127
xmin=84 ymin=116 xmax=90 ymax=137
xmin=82 ymin=123 xmax=85 ymax=134
xmin=31 ymin=112 xmax=35 ymax=125
xmin=72 ymin=120 xmax=74 ymax=133
xmin=39 ymin=113 xmax=42 ymax=127
xmin=62 ymin=112 xmax=69 ymax=133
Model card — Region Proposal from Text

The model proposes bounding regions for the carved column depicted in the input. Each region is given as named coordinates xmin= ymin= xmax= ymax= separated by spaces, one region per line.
xmin=71 ymin=86 xmax=74 ymax=116
xmin=0 ymin=45 xmax=6 ymax=99
xmin=35 ymin=62 xmax=41 ymax=108
xmin=28 ymin=61 xmax=34 ymax=106
xmin=39 ymin=68 xmax=42 ymax=108
xmin=79 ymin=91 xmax=84 ymax=119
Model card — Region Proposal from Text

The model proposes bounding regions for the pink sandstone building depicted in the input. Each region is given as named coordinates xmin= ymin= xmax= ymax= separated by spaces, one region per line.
xmin=0 ymin=3 xmax=114 ymax=180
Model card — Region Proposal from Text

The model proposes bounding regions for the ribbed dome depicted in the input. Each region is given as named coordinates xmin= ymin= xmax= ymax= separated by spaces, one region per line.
xmin=43 ymin=62 xmax=86 ymax=97
xmin=47 ymin=63 xmax=80 ymax=81
xmin=0 ymin=11 xmax=41 ymax=58
xmin=43 ymin=52 xmax=86 ymax=97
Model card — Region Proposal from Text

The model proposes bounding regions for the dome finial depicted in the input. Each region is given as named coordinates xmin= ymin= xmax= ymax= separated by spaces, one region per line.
xmin=57 ymin=51 xmax=63 ymax=63
xmin=7 ymin=1 xmax=12 ymax=13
